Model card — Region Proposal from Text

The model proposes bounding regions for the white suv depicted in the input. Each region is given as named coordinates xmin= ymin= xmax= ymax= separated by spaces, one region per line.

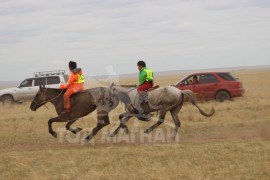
xmin=0 ymin=70 xmax=68 ymax=105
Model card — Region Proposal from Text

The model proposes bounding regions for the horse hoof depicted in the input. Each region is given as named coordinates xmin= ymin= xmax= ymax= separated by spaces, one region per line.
xmin=109 ymin=133 xmax=116 ymax=137
xmin=138 ymin=115 xmax=152 ymax=121
xmin=144 ymin=129 xmax=151 ymax=134
xmin=170 ymin=133 xmax=178 ymax=140
xmin=70 ymin=130 xmax=77 ymax=134
xmin=123 ymin=127 xmax=129 ymax=134
xmin=76 ymin=127 xmax=83 ymax=133
xmin=80 ymin=139 xmax=88 ymax=145
xmin=119 ymin=114 xmax=124 ymax=120
xmin=84 ymin=136 xmax=91 ymax=143
xmin=51 ymin=132 xmax=57 ymax=138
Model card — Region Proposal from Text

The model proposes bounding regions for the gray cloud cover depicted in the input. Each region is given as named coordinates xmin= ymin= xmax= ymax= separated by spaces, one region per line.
xmin=0 ymin=0 xmax=269 ymax=80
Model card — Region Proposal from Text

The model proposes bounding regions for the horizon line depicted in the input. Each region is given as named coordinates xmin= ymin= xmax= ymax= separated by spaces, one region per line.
xmin=1 ymin=64 xmax=270 ymax=82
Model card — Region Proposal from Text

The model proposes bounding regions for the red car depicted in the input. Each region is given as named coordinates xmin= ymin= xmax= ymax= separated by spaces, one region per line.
xmin=174 ymin=72 xmax=244 ymax=101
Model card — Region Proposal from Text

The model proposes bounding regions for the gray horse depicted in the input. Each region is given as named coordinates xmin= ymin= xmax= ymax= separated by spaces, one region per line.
xmin=30 ymin=86 xmax=119 ymax=142
xmin=109 ymin=84 xmax=215 ymax=139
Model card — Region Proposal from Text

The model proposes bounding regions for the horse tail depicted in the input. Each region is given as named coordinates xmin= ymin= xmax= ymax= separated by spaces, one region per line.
xmin=182 ymin=90 xmax=215 ymax=117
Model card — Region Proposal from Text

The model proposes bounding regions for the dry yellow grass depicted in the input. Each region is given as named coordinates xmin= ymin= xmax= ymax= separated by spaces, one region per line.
xmin=0 ymin=69 xmax=269 ymax=179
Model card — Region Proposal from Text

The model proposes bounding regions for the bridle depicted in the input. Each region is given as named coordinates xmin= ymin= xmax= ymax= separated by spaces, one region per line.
xmin=33 ymin=89 xmax=64 ymax=109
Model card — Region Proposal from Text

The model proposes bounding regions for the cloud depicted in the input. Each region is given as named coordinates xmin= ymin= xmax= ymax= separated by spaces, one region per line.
xmin=0 ymin=0 xmax=50 ymax=16
xmin=203 ymin=0 xmax=238 ymax=10
xmin=244 ymin=0 xmax=270 ymax=8
xmin=0 ymin=0 xmax=269 ymax=80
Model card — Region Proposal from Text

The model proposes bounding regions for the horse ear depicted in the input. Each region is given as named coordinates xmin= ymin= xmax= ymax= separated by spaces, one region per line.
xmin=110 ymin=82 xmax=115 ymax=88
xmin=39 ymin=85 xmax=45 ymax=91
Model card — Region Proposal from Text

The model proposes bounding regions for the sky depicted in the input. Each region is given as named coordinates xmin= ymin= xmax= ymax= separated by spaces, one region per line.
xmin=0 ymin=0 xmax=269 ymax=81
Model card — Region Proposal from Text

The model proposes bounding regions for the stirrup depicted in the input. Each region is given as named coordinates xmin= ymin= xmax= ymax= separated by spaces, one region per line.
xmin=60 ymin=109 xmax=70 ymax=119
xmin=137 ymin=113 xmax=152 ymax=121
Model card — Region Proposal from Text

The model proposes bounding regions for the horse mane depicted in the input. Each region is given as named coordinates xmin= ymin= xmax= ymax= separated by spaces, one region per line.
xmin=44 ymin=88 xmax=66 ymax=93
xmin=110 ymin=85 xmax=134 ymax=104
xmin=116 ymin=84 xmax=137 ymax=88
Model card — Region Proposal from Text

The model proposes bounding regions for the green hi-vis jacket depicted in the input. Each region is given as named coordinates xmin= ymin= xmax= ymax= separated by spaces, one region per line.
xmin=139 ymin=67 xmax=154 ymax=85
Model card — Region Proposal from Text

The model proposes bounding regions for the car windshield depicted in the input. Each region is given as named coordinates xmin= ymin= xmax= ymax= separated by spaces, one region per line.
xmin=20 ymin=79 xmax=33 ymax=87
xmin=174 ymin=75 xmax=189 ymax=86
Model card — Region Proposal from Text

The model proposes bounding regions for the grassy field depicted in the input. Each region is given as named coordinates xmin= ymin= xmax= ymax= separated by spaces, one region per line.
xmin=0 ymin=69 xmax=269 ymax=179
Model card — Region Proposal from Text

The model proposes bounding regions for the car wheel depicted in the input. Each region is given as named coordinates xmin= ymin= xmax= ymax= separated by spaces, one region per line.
xmin=216 ymin=91 xmax=230 ymax=102
xmin=2 ymin=95 xmax=15 ymax=106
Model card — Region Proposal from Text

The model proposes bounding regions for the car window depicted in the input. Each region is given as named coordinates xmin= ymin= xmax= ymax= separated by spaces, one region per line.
xmin=182 ymin=75 xmax=200 ymax=85
xmin=47 ymin=76 xmax=60 ymax=85
xmin=199 ymin=74 xmax=218 ymax=84
xmin=217 ymin=73 xmax=235 ymax=81
xmin=34 ymin=78 xmax=46 ymax=86
xmin=20 ymin=79 xmax=33 ymax=87
xmin=182 ymin=76 xmax=192 ymax=85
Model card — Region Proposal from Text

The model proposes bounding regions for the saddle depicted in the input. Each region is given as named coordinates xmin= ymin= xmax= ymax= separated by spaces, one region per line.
xmin=144 ymin=85 xmax=160 ymax=92
xmin=70 ymin=90 xmax=85 ymax=97
xmin=137 ymin=85 xmax=160 ymax=115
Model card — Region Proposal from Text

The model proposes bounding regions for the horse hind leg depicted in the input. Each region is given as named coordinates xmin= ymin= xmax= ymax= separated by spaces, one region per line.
xmin=84 ymin=111 xmax=110 ymax=143
xmin=170 ymin=105 xmax=183 ymax=139
xmin=145 ymin=109 xmax=167 ymax=134
xmin=66 ymin=119 xmax=82 ymax=134
xmin=109 ymin=114 xmax=131 ymax=137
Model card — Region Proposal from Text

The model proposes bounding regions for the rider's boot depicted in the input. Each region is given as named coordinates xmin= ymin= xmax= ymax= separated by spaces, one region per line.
xmin=134 ymin=92 xmax=152 ymax=121
xmin=60 ymin=108 xmax=70 ymax=120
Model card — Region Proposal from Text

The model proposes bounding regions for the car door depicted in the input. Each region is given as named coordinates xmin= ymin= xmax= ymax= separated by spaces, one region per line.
xmin=198 ymin=74 xmax=220 ymax=100
xmin=16 ymin=79 xmax=34 ymax=100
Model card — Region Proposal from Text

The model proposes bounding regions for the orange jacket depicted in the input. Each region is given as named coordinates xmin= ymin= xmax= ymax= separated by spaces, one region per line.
xmin=60 ymin=68 xmax=84 ymax=90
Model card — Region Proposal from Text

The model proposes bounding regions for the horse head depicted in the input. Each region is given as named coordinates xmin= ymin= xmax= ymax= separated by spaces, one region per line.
xmin=108 ymin=83 xmax=136 ymax=105
xmin=30 ymin=85 xmax=48 ymax=111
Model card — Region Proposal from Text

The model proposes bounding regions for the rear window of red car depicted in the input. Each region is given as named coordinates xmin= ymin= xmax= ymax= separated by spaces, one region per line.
xmin=217 ymin=73 xmax=236 ymax=81
xmin=199 ymin=74 xmax=219 ymax=84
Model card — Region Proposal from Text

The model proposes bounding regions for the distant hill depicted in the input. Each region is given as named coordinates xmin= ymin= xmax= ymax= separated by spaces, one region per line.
xmin=112 ymin=65 xmax=270 ymax=78
xmin=1 ymin=65 xmax=269 ymax=90
xmin=154 ymin=65 xmax=270 ymax=76
xmin=0 ymin=81 xmax=19 ymax=89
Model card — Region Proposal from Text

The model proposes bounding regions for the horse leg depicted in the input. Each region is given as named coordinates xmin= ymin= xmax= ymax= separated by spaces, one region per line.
xmin=109 ymin=114 xmax=132 ymax=137
xmin=145 ymin=109 xmax=167 ymax=134
xmin=170 ymin=104 xmax=183 ymax=139
xmin=48 ymin=117 xmax=67 ymax=138
xmin=66 ymin=119 xmax=82 ymax=134
xmin=170 ymin=95 xmax=184 ymax=139
xmin=84 ymin=111 xmax=110 ymax=142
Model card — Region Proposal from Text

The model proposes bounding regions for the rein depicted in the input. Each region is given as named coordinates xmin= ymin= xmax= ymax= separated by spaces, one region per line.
xmin=34 ymin=89 xmax=64 ymax=107
xmin=114 ymin=84 xmax=137 ymax=88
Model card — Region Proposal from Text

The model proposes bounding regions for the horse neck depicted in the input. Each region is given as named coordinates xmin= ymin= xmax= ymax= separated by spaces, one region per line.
xmin=45 ymin=89 xmax=64 ymax=106
xmin=116 ymin=86 xmax=136 ymax=93
xmin=115 ymin=86 xmax=137 ymax=103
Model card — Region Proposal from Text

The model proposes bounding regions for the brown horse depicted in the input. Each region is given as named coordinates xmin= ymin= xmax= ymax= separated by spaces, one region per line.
xmin=30 ymin=86 xmax=119 ymax=142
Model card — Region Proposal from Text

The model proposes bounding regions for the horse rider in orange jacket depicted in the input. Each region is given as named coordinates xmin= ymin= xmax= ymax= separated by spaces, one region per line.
xmin=60 ymin=61 xmax=85 ymax=118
